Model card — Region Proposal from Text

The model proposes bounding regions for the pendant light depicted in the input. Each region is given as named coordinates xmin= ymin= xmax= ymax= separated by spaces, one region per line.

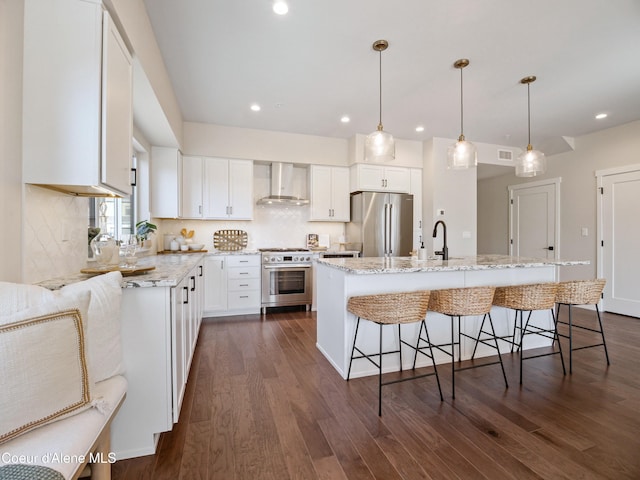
xmin=364 ymin=40 xmax=395 ymax=163
xmin=447 ymin=58 xmax=477 ymax=169
xmin=516 ymin=76 xmax=546 ymax=177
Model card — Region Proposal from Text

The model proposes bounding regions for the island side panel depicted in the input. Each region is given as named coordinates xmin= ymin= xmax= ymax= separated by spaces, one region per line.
xmin=316 ymin=262 xmax=349 ymax=376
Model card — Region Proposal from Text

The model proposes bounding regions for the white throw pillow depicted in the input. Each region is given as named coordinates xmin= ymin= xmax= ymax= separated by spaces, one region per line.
xmin=0 ymin=271 xmax=124 ymax=383
xmin=0 ymin=291 xmax=92 ymax=444
xmin=60 ymin=271 xmax=124 ymax=382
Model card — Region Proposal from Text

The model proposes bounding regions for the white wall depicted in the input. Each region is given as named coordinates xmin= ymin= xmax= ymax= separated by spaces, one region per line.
xmin=478 ymin=120 xmax=640 ymax=280
xmin=0 ymin=0 xmax=24 ymax=282
xmin=423 ymin=137 xmax=477 ymax=256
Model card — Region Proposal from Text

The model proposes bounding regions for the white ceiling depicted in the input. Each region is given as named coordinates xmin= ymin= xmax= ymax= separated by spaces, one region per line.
xmin=142 ymin=0 xmax=640 ymax=158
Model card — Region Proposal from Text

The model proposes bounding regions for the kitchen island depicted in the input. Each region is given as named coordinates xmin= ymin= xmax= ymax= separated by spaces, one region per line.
xmin=315 ymin=255 xmax=588 ymax=379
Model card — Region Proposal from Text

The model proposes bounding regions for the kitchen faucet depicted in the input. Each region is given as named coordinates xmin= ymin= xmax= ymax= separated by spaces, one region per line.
xmin=432 ymin=220 xmax=449 ymax=260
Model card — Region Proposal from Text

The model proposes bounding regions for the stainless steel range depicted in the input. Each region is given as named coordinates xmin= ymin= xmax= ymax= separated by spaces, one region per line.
xmin=260 ymin=248 xmax=313 ymax=312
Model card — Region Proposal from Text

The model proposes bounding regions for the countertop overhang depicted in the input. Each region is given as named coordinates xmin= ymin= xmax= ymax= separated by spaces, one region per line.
xmin=315 ymin=254 xmax=589 ymax=275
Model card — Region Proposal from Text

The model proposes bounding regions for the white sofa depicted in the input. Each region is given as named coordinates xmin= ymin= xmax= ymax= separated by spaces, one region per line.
xmin=0 ymin=272 xmax=128 ymax=480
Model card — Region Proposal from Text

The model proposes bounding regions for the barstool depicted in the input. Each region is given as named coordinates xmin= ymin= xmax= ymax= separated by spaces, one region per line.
xmin=555 ymin=279 xmax=609 ymax=373
xmin=423 ymin=286 xmax=507 ymax=399
xmin=474 ymin=282 xmax=565 ymax=384
xmin=347 ymin=290 xmax=443 ymax=416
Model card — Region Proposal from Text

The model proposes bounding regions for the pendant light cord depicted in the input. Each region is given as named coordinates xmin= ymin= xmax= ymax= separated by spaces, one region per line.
xmin=378 ymin=49 xmax=383 ymax=128
xmin=459 ymin=66 xmax=464 ymax=136
xmin=527 ymin=82 xmax=531 ymax=146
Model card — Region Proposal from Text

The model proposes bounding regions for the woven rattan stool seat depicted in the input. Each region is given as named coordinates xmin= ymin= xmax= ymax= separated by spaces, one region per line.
xmin=346 ymin=290 xmax=442 ymax=416
xmin=477 ymin=282 xmax=565 ymax=384
xmin=556 ymin=279 xmax=606 ymax=305
xmin=555 ymin=278 xmax=609 ymax=373
xmin=420 ymin=285 xmax=507 ymax=399
xmin=428 ymin=286 xmax=495 ymax=316
xmin=493 ymin=282 xmax=558 ymax=311
xmin=347 ymin=291 xmax=430 ymax=325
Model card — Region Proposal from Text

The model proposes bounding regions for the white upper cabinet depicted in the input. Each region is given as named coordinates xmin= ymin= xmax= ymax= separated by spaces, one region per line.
xmin=22 ymin=0 xmax=132 ymax=197
xmin=349 ymin=164 xmax=411 ymax=193
xmin=204 ymin=158 xmax=253 ymax=220
xmin=181 ymin=156 xmax=204 ymax=218
xmin=150 ymin=147 xmax=182 ymax=219
xmin=309 ymin=166 xmax=350 ymax=222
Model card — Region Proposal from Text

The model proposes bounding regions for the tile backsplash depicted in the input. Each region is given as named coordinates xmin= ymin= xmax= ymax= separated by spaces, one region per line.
xmin=161 ymin=204 xmax=345 ymax=252
xmin=23 ymin=185 xmax=89 ymax=283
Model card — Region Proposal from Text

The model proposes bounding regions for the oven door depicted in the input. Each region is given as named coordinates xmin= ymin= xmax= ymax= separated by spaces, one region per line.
xmin=262 ymin=264 xmax=312 ymax=307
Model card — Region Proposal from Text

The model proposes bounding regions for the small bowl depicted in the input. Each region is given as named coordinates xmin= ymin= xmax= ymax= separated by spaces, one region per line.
xmin=189 ymin=243 xmax=205 ymax=251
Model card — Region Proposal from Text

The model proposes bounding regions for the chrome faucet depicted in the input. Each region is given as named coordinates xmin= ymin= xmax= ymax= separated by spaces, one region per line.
xmin=432 ymin=220 xmax=449 ymax=260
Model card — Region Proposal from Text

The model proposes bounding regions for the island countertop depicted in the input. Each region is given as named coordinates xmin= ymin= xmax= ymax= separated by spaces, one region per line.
xmin=315 ymin=254 xmax=588 ymax=275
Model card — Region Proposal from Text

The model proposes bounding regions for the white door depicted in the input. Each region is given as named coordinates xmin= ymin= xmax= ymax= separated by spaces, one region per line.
xmin=601 ymin=169 xmax=640 ymax=317
xmin=228 ymin=159 xmax=254 ymax=219
xmin=509 ymin=180 xmax=559 ymax=259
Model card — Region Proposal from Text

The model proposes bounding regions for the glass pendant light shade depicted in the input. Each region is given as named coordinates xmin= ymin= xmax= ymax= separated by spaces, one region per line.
xmin=516 ymin=75 xmax=546 ymax=177
xmin=447 ymin=59 xmax=476 ymax=169
xmin=364 ymin=40 xmax=395 ymax=162
xmin=365 ymin=127 xmax=395 ymax=163
xmin=516 ymin=145 xmax=546 ymax=177
xmin=447 ymin=135 xmax=477 ymax=169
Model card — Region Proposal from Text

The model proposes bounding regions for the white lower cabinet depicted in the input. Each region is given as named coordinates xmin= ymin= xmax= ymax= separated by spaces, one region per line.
xmin=111 ymin=259 xmax=203 ymax=460
xmin=203 ymin=254 xmax=261 ymax=317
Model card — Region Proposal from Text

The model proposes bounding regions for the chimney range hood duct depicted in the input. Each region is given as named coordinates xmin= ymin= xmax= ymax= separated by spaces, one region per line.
xmin=257 ymin=162 xmax=309 ymax=206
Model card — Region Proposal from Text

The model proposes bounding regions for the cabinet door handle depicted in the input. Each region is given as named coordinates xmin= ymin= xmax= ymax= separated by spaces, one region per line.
xmin=381 ymin=178 xmax=385 ymax=188
xmin=198 ymin=265 xmax=203 ymax=276
xmin=240 ymin=295 xmax=249 ymax=299
xmin=221 ymin=260 xmax=224 ymax=270
xmin=239 ymin=284 xmax=249 ymax=287
xmin=190 ymin=275 xmax=196 ymax=292
xmin=183 ymin=286 xmax=189 ymax=304
xmin=239 ymin=272 xmax=249 ymax=275
xmin=199 ymin=205 xmax=202 ymax=214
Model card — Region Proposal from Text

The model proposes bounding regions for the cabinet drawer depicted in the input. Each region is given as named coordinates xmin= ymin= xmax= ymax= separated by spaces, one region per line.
xmin=228 ymin=278 xmax=260 ymax=291
xmin=227 ymin=266 xmax=260 ymax=280
xmin=228 ymin=290 xmax=261 ymax=309
xmin=226 ymin=255 xmax=260 ymax=268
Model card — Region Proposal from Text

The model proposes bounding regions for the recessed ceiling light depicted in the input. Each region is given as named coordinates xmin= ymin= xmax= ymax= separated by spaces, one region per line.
xmin=250 ymin=104 xmax=261 ymax=112
xmin=415 ymin=126 xmax=424 ymax=132
xmin=273 ymin=1 xmax=288 ymax=15
xmin=340 ymin=116 xmax=350 ymax=123
xmin=595 ymin=113 xmax=607 ymax=119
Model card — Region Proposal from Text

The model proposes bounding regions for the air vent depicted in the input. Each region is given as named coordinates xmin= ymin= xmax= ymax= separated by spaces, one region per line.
xmin=498 ymin=149 xmax=513 ymax=161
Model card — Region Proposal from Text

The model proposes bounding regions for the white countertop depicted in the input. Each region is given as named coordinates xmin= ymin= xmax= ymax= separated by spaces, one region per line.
xmin=37 ymin=253 xmax=206 ymax=290
xmin=315 ymin=254 xmax=588 ymax=275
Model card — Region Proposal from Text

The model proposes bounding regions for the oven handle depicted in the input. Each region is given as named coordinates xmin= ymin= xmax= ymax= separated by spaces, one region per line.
xmin=263 ymin=264 xmax=312 ymax=270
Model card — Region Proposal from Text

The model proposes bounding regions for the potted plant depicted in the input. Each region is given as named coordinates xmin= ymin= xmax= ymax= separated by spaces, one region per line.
xmin=136 ymin=220 xmax=157 ymax=249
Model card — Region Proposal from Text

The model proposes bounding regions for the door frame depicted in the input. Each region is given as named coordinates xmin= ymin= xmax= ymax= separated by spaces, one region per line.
xmin=595 ymin=164 xmax=640 ymax=307
xmin=508 ymin=177 xmax=562 ymax=260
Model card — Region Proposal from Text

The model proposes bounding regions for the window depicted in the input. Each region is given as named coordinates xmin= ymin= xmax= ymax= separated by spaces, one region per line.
xmin=89 ymin=153 xmax=137 ymax=242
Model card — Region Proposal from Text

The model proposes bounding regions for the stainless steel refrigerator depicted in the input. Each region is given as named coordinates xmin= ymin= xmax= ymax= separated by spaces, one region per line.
xmin=347 ymin=192 xmax=414 ymax=257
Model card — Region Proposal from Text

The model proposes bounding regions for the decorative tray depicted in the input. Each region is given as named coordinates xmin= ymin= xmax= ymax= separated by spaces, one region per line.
xmin=213 ymin=229 xmax=248 ymax=251
xmin=80 ymin=266 xmax=156 ymax=276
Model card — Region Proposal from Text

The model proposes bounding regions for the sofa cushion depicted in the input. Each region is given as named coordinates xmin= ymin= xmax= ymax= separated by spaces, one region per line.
xmin=0 ymin=271 xmax=124 ymax=384
xmin=0 ymin=291 xmax=92 ymax=444
xmin=60 ymin=272 xmax=124 ymax=382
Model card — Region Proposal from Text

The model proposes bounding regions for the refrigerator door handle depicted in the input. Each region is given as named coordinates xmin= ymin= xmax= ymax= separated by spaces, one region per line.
xmin=388 ymin=204 xmax=393 ymax=255
xmin=383 ymin=203 xmax=388 ymax=255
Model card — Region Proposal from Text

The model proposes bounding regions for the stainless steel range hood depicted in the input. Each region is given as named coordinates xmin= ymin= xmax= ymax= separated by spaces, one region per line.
xmin=257 ymin=162 xmax=309 ymax=206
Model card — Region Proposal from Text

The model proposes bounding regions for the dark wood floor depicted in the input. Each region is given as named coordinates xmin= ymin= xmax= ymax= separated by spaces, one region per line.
xmin=113 ymin=307 xmax=640 ymax=479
